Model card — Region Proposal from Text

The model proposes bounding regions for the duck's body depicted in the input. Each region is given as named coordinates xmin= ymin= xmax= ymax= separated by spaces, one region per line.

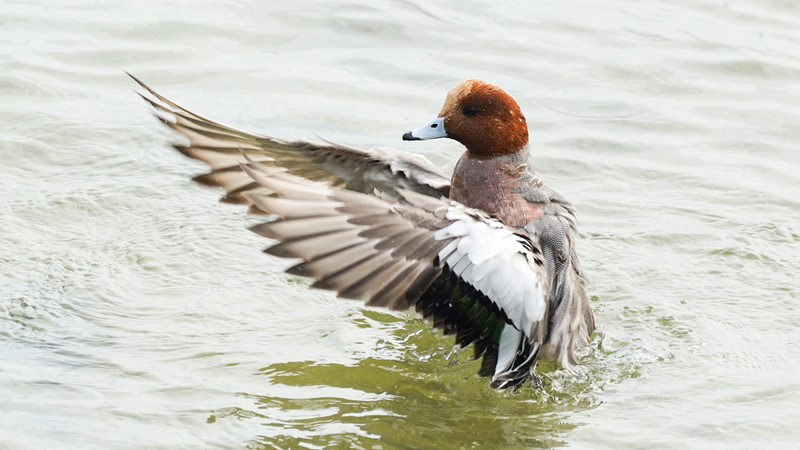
xmin=131 ymin=74 xmax=594 ymax=389
xmin=450 ymin=148 xmax=593 ymax=368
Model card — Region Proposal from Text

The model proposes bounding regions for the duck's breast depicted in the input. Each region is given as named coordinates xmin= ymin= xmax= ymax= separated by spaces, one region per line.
xmin=449 ymin=153 xmax=543 ymax=229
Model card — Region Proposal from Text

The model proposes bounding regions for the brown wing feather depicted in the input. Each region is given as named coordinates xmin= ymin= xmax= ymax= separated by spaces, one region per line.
xmin=129 ymin=73 xmax=451 ymax=210
xmin=237 ymin=162 xmax=453 ymax=311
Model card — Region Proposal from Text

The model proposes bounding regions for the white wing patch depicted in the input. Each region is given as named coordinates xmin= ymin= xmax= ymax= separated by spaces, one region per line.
xmin=434 ymin=206 xmax=547 ymax=339
xmin=495 ymin=324 xmax=523 ymax=377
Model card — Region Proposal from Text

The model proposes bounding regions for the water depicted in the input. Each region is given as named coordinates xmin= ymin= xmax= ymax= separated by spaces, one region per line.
xmin=2 ymin=0 xmax=799 ymax=448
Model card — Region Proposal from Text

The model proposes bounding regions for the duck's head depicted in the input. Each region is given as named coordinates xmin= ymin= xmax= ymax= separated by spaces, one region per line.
xmin=403 ymin=79 xmax=528 ymax=158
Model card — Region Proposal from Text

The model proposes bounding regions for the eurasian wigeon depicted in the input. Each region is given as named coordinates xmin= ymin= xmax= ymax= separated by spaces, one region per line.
xmin=131 ymin=74 xmax=595 ymax=390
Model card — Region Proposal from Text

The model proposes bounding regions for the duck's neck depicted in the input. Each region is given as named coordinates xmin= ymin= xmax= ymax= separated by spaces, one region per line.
xmin=462 ymin=145 xmax=529 ymax=166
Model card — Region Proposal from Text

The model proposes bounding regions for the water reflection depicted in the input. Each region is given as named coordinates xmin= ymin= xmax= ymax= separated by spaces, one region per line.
xmin=232 ymin=313 xmax=607 ymax=448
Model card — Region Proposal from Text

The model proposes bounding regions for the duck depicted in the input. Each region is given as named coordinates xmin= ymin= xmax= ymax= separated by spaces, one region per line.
xmin=130 ymin=74 xmax=595 ymax=390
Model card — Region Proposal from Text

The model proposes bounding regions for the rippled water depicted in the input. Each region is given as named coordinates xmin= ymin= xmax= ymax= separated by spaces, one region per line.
xmin=2 ymin=0 xmax=800 ymax=448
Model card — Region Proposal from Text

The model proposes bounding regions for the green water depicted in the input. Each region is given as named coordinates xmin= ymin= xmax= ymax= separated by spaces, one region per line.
xmin=2 ymin=0 xmax=800 ymax=448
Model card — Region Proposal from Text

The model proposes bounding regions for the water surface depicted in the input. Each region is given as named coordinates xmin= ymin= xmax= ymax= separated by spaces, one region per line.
xmin=2 ymin=0 xmax=800 ymax=448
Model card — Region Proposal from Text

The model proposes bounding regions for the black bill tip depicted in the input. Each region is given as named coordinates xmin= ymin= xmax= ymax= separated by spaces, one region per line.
xmin=402 ymin=131 xmax=419 ymax=141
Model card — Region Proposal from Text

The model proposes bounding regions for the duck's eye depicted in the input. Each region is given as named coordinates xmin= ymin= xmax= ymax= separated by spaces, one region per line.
xmin=462 ymin=106 xmax=480 ymax=117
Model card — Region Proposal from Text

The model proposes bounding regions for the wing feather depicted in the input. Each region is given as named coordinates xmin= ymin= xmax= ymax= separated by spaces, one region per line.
xmin=236 ymin=162 xmax=549 ymax=386
xmin=129 ymin=73 xmax=450 ymax=209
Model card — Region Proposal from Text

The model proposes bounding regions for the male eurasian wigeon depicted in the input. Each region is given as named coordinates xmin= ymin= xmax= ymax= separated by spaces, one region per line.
xmin=131 ymin=74 xmax=595 ymax=390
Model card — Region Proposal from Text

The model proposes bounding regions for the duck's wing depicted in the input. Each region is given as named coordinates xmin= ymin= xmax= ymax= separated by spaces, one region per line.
xmin=129 ymin=74 xmax=450 ymax=213
xmin=242 ymin=162 xmax=549 ymax=389
xmin=516 ymin=176 xmax=594 ymax=369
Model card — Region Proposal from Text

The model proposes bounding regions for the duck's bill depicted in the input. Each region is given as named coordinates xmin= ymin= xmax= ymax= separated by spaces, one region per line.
xmin=402 ymin=117 xmax=447 ymax=141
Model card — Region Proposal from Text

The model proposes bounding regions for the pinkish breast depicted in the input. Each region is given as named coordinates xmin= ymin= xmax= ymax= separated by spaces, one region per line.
xmin=449 ymin=151 xmax=543 ymax=228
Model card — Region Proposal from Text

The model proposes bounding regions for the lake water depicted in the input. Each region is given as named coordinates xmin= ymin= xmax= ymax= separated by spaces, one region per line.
xmin=2 ymin=0 xmax=800 ymax=448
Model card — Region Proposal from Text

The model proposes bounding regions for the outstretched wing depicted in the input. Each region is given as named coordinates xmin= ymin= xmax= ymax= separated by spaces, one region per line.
xmin=243 ymin=162 xmax=549 ymax=388
xmin=129 ymin=73 xmax=450 ymax=213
